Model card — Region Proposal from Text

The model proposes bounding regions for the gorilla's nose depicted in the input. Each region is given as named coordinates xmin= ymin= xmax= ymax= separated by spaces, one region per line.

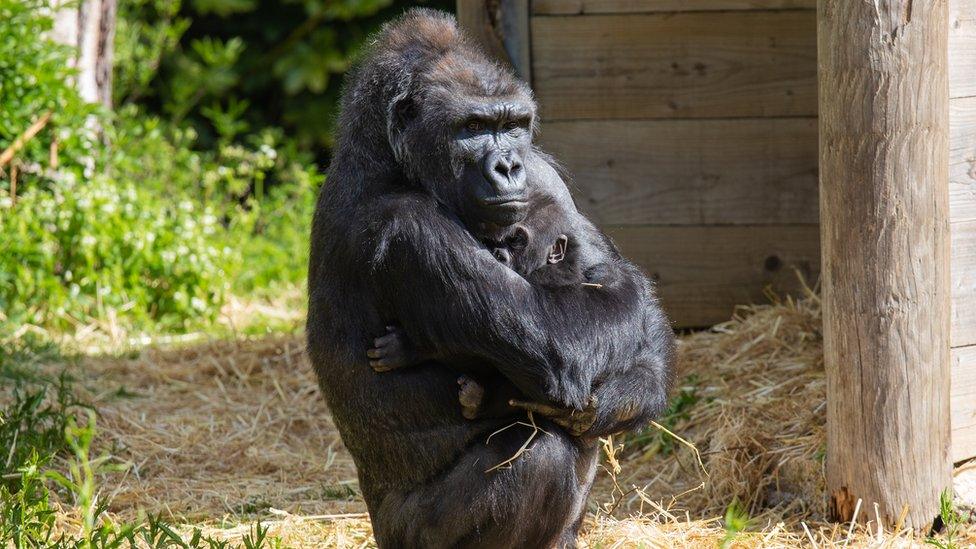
xmin=484 ymin=152 xmax=526 ymax=197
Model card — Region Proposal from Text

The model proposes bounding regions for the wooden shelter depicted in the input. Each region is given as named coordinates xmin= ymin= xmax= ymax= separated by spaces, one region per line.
xmin=458 ymin=0 xmax=975 ymax=531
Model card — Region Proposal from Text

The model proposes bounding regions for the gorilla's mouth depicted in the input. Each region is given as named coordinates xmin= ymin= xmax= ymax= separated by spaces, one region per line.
xmin=474 ymin=197 xmax=529 ymax=226
xmin=481 ymin=196 xmax=528 ymax=207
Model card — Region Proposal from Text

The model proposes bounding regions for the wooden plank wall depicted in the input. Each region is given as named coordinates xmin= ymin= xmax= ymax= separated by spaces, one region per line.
xmin=530 ymin=1 xmax=820 ymax=327
xmin=950 ymin=0 xmax=976 ymax=463
xmin=527 ymin=0 xmax=976 ymax=461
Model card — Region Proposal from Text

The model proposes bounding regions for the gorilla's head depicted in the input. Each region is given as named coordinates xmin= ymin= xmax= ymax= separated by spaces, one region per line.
xmin=339 ymin=9 xmax=537 ymax=227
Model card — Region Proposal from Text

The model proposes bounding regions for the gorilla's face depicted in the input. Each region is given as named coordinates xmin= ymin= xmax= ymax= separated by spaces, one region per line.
xmin=448 ymin=97 xmax=534 ymax=226
xmin=390 ymin=69 xmax=536 ymax=227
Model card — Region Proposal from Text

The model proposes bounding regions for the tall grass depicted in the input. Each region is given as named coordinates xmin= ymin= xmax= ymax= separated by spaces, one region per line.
xmin=0 ymin=350 xmax=282 ymax=548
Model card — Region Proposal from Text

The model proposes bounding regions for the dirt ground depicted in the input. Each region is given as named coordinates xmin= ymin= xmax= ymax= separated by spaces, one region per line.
xmin=60 ymin=294 xmax=976 ymax=547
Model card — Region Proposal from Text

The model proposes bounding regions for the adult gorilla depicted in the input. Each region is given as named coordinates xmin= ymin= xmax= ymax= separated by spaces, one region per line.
xmin=307 ymin=9 xmax=674 ymax=548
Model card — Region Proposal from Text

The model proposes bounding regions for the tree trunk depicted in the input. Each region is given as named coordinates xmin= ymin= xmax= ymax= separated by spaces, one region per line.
xmin=819 ymin=0 xmax=951 ymax=531
xmin=50 ymin=0 xmax=116 ymax=108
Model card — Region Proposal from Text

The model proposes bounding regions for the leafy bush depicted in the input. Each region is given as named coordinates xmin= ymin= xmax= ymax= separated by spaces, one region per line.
xmin=122 ymin=0 xmax=452 ymax=152
xmin=0 ymin=171 xmax=229 ymax=331
xmin=106 ymin=108 xmax=322 ymax=294
xmin=0 ymin=0 xmax=99 ymax=174
xmin=1 ymin=4 xmax=321 ymax=335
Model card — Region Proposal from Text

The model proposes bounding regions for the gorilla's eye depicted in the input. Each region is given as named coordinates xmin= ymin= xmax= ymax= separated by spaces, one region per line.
xmin=508 ymin=227 xmax=529 ymax=250
xmin=466 ymin=120 xmax=485 ymax=132
xmin=504 ymin=121 xmax=520 ymax=131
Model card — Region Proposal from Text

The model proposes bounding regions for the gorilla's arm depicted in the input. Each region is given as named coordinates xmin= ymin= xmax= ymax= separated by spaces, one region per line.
xmin=366 ymin=192 xmax=647 ymax=410
xmin=585 ymin=294 xmax=676 ymax=438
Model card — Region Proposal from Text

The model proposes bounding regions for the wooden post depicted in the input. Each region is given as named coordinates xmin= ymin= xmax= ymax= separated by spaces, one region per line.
xmin=819 ymin=0 xmax=951 ymax=530
xmin=456 ymin=0 xmax=531 ymax=84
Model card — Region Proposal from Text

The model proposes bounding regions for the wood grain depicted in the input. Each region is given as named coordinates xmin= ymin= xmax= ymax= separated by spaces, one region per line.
xmin=951 ymin=97 xmax=976 ymax=222
xmin=540 ymin=118 xmax=818 ymax=225
xmin=499 ymin=0 xmax=531 ymax=83
xmin=953 ymin=221 xmax=976 ymax=347
xmin=532 ymin=0 xmax=816 ymax=14
xmin=457 ymin=1 xmax=509 ymax=68
xmin=531 ymin=10 xmax=817 ymax=120
xmin=951 ymin=0 xmax=976 ymax=99
xmin=951 ymin=345 xmax=976 ymax=462
xmin=456 ymin=0 xmax=531 ymax=81
xmin=605 ymin=225 xmax=820 ymax=327
xmin=819 ymin=0 xmax=951 ymax=528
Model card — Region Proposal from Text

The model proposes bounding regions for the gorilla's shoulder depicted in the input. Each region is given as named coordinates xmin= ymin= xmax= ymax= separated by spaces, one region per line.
xmin=366 ymin=190 xmax=466 ymax=247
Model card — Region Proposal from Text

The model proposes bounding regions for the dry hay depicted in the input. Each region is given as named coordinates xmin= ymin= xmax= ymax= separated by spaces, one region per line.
xmin=598 ymin=290 xmax=828 ymax=522
xmin=78 ymin=337 xmax=362 ymax=520
xmin=32 ymin=292 xmax=976 ymax=546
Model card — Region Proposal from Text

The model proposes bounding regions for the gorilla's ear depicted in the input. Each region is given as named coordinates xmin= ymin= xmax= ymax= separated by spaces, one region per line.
xmin=387 ymin=86 xmax=416 ymax=163
xmin=548 ymin=235 xmax=568 ymax=264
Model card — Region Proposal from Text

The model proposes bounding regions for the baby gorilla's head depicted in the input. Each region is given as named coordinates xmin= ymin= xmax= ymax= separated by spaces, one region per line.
xmin=489 ymin=221 xmax=569 ymax=277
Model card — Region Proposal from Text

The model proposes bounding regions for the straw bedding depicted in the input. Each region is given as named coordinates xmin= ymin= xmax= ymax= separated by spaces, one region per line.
xmin=32 ymin=292 xmax=976 ymax=546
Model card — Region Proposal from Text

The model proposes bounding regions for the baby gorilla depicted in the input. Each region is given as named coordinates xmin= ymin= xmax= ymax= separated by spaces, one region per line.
xmin=368 ymin=195 xmax=609 ymax=433
xmin=482 ymin=196 xmax=579 ymax=287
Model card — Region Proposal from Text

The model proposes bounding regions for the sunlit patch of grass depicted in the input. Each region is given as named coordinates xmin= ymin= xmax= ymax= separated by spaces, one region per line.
xmin=0 ymin=362 xmax=286 ymax=548
xmin=0 ymin=376 xmax=79 ymax=491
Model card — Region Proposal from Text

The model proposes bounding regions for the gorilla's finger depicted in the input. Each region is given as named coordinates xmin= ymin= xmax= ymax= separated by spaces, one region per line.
xmin=508 ymin=399 xmax=567 ymax=418
xmin=374 ymin=333 xmax=399 ymax=346
xmin=548 ymin=416 xmax=576 ymax=430
xmin=370 ymin=359 xmax=395 ymax=372
xmin=367 ymin=348 xmax=384 ymax=359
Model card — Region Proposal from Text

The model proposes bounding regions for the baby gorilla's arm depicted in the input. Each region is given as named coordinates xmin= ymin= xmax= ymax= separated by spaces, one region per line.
xmin=369 ymin=327 xmax=600 ymax=438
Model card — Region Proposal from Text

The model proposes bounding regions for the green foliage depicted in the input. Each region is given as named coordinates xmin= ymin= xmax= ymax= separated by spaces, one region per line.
xmin=0 ymin=0 xmax=97 ymax=174
xmin=1 ymin=107 xmax=319 ymax=332
xmin=720 ymin=498 xmax=751 ymax=549
xmin=0 ymin=373 xmax=283 ymax=548
xmin=926 ymin=489 xmax=963 ymax=549
xmin=0 ymin=170 xmax=229 ymax=331
xmin=0 ymin=453 xmax=60 ymax=547
xmin=121 ymin=0 xmax=453 ymax=151
xmin=0 ymin=379 xmax=78 ymax=492
xmin=113 ymin=0 xmax=191 ymax=106
xmin=1 ymin=3 xmax=322 ymax=336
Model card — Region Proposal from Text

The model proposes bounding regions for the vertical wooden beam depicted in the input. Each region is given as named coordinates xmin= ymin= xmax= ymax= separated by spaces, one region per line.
xmin=819 ymin=0 xmax=951 ymax=530
xmin=456 ymin=0 xmax=532 ymax=84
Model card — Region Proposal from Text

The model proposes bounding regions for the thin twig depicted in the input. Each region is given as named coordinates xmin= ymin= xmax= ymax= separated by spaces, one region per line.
xmin=0 ymin=111 xmax=52 ymax=167
xmin=9 ymin=163 xmax=17 ymax=203
xmin=485 ymin=411 xmax=542 ymax=473
xmin=268 ymin=508 xmax=369 ymax=521
xmin=649 ymin=420 xmax=708 ymax=478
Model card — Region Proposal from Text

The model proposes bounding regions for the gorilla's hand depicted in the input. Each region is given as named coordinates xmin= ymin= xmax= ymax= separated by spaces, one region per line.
xmin=367 ymin=326 xmax=418 ymax=372
xmin=508 ymin=395 xmax=599 ymax=437
xmin=457 ymin=375 xmax=485 ymax=420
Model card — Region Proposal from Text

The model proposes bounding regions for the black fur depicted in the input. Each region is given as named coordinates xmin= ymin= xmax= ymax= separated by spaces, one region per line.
xmin=306 ymin=9 xmax=676 ymax=548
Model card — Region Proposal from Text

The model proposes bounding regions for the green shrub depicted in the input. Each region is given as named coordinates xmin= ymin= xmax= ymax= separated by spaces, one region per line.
xmin=0 ymin=2 xmax=322 ymax=336
xmin=122 ymin=0 xmax=453 ymax=151
xmin=0 ymin=172 xmax=229 ymax=331
xmin=0 ymin=0 xmax=96 ymax=175
xmin=106 ymin=108 xmax=321 ymax=295
xmin=1 ymin=107 xmax=320 ymax=333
